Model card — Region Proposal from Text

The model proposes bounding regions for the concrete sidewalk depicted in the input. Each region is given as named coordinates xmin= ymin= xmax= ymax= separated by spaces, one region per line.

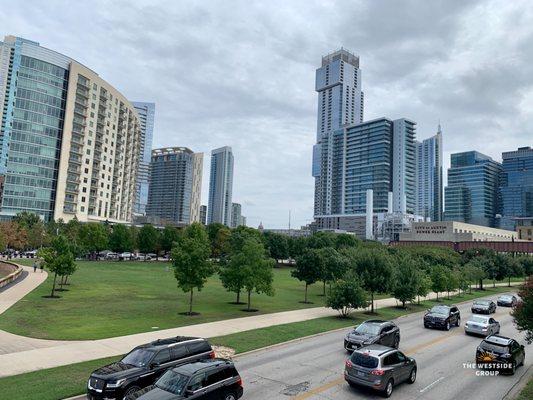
xmin=0 ymin=282 xmax=522 ymax=378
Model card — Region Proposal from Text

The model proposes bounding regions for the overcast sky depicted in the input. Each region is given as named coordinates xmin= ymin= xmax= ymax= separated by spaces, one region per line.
xmin=2 ymin=0 xmax=533 ymax=228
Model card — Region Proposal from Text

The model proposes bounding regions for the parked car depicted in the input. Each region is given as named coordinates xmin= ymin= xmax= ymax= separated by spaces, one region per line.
xmin=497 ymin=295 xmax=518 ymax=307
xmin=423 ymin=305 xmax=461 ymax=330
xmin=476 ymin=334 xmax=525 ymax=375
xmin=344 ymin=345 xmax=416 ymax=398
xmin=465 ymin=315 xmax=500 ymax=336
xmin=344 ymin=320 xmax=400 ymax=352
xmin=87 ymin=336 xmax=214 ymax=400
xmin=131 ymin=359 xmax=243 ymax=400
xmin=105 ymin=252 xmax=118 ymax=260
xmin=471 ymin=299 xmax=497 ymax=314
xmin=119 ymin=252 xmax=133 ymax=261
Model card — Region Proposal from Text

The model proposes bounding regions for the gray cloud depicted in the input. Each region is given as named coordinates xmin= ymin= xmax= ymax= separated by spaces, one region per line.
xmin=2 ymin=0 xmax=532 ymax=228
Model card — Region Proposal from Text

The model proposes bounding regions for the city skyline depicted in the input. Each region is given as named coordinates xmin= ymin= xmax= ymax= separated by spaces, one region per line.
xmin=2 ymin=1 xmax=533 ymax=228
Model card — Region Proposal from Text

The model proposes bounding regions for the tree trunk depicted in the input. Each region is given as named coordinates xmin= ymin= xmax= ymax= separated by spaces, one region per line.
xmin=305 ymin=283 xmax=308 ymax=303
xmin=402 ymin=300 xmax=406 ymax=308
xmin=417 ymin=295 xmax=420 ymax=305
xmin=371 ymin=292 xmax=374 ymax=313
xmin=247 ymin=290 xmax=251 ymax=311
xmin=51 ymin=272 xmax=57 ymax=297
xmin=479 ymin=279 xmax=484 ymax=290
xmin=189 ymin=289 xmax=193 ymax=315
xmin=508 ymin=276 xmax=511 ymax=287
xmin=493 ymin=278 xmax=496 ymax=288
xmin=436 ymin=291 xmax=439 ymax=301
xmin=236 ymin=290 xmax=241 ymax=304
xmin=469 ymin=282 xmax=472 ymax=294
xmin=323 ymin=281 xmax=326 ymax=296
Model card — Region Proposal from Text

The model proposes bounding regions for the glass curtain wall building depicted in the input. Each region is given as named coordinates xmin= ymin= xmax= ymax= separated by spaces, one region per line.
xmin=145 ymin=147 xmax=203 ymax=225
xmin=500 ymin=146 xmax=533 ymax=230
xmin=444 ymin=151 xmax=502 ymax=228
xmin=415 ymin=126 xmax=443 ymax=221
xmin=208 ymin=146 xmax=234 ymax=226
xmin=131 ymin=101 xmax=155 ymax=216
xmin=0 ymin=35 xmax=141 ymax=223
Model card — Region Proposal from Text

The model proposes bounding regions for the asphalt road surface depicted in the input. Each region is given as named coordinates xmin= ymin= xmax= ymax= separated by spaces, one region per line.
xmin=76 ymin=291 xmax=531 ymax=400
xmin=236 ymin=291 xmax=531 ymax=400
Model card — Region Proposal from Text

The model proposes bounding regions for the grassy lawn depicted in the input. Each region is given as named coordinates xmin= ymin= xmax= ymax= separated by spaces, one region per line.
xmin=0 ymin=260 xmax=336 ymax=340
xmin=517 ymin=377 xmax=533 ymax=400
xmin=0 ymin=286 xmax=516 ymax=400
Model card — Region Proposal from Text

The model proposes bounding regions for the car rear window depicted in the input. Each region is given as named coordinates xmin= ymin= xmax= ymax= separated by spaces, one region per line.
xmin=351 ymin=352 xmax=379 ymax=368
xmin=186 ymin=340 xmax=211 ymax=355
xmin=481 ymin=341 xmax=509 ymax=354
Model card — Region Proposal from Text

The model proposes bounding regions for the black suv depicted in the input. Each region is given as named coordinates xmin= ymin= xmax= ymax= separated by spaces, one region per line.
xmin=132 ymin=359 xmax=244 ymax=400
xmin=476 ymin=334 xmax=526 ymax=375
xmin=87 ymin=336 xmax=214 ymax=400
xmin=423 ymin=304 xmax=460 ymax=330
xmin=344 ymin=320 xmax=400 ymax=352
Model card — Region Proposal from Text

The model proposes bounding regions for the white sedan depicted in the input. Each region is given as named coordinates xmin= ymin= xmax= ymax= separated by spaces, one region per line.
xmin=464 ymin=315 xmax=500 ymax=337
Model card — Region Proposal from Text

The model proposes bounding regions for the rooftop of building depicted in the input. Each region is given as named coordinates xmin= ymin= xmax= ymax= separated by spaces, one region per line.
xmin=321 ymin=48 xmax=359 ymax=68
xmin=502 ymin=146 xmax=533 ymax=158
xmin=152 ymin=147 xmax=194 ymax=156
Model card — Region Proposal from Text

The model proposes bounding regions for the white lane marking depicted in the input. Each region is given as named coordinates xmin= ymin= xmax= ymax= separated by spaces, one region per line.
xmin=419 ymin=376 xmax=445 ymax=393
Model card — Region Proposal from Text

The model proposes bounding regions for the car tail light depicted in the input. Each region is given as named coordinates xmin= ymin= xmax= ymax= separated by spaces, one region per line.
xmin=371 ymin=369 xmax=385 ymax=376
xmin=345 ymin=359 xmax=353 ymax=368
xmin=209 ymin=350 xmax=216 ymax=359
xmin=237 ymin=377 xmax=243 ymax=387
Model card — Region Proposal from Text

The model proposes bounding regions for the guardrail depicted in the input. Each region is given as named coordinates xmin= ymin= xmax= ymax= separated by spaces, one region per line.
xmin=0 ymin=262 xmax=23 ymax=288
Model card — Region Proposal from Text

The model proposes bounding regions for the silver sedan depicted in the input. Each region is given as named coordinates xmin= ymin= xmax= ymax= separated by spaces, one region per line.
xmin=464 ymin=315 xmax=500 ymax=336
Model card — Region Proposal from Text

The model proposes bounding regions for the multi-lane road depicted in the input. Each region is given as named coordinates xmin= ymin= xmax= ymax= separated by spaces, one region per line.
xmin=235 ymin=292 xmax=530 ymax=400
xmin=75 ymin=292 xmax=530 ymax=400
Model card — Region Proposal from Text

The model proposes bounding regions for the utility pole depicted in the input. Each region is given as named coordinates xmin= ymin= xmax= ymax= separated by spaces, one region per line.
xmin=288 ymin=210 xmax=291 ymax=235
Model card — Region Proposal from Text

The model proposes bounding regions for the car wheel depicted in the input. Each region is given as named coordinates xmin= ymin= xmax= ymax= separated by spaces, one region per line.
xmin=383 ymin=379 xmax=394 ymax=398
xmin=445 ymin=322 xmax=450 ymax=331
xmin=408 ymin=368 xmax=417 ymax=384
xmin=456 ymin=318 xmax=460 ymax=327
xmin=510 ymin=362 xmax=516 ymax=375
xmin=123 ymin=385 xmax=141 ymax=398
xmin=347 ymin=381 xmax=357 ymax=388
xmin=223 ymin=391 xmax=238 ymax=400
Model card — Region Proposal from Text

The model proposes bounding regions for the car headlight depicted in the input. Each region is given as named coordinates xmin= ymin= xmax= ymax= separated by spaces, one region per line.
xmin=107 ymin=378 xmax=127 ymax=388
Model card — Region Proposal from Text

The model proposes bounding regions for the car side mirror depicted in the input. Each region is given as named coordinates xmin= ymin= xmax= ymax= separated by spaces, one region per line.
xmin=185 ymin=389 xmax=194 ymax=397
xmin=150 ymin=362 xmax=160 ymax=370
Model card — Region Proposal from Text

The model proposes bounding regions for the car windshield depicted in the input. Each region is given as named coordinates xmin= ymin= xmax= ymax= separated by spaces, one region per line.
xmin=121 ymin=349 xmax=154 ymax=368
xmin=470 ymin=316 xmax=489 ymax=323
xmin=481 ymin=341 xmax=509 ymax=354
xmin=156 ymin=370 xmax=189 ymax=395
xmin=499 ymin=296 xmax=512 ymax=301
xmin=354 ymin=323 xmax=380 ymax=336
xmin=429 ymin=306 xmax=449 ymax=316
xmin=474 ymin=300 xmax=489 ymax=305
xmin=351 ymin=352 xmax=379 ymax=368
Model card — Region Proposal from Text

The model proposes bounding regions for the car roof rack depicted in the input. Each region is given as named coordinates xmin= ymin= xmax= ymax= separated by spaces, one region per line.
xmin=149 ymin=336 xmax=201 ymax=346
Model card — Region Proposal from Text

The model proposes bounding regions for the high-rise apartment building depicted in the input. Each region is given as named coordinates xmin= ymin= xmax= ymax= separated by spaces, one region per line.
xmin=313 ymin=49 xmax=364 ymax=215
xmin=131 ymin=102 xmax=155 ymax=216
xmin=199 ymin=205 xmax=207 ymax=225
xmin=500 ymin=146 xmax=533 ymax=230
xmin=444 ymin=151 xmax=502 ymax=228
xmin=415 ymin=126 xmax=443 ymax=221
xmin=145 ymin=147 xmax=203 ymax=225
xmin=0 ymin=35 xmax=141 ymax=223
xmin=208 ymin=146 xmax=233 ymax=226
xmin=231 ymin=202 xmax=244 ymax=228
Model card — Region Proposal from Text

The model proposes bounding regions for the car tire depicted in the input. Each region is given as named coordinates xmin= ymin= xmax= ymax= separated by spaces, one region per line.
xmin=383 ymin=379 xmax=394 ymax=398
xmin=510 ymin=362 xmax=516 ymax=375
xmin=408 ymin=367 xmax=417 ymax=384
xmin=123 ymin=385 xmax=141 ymax=399
xmin=223 ymin=391 xmax=238 ymax=400
xmin=445 ymin=321 xmax=450 ymax=331
xmin=347 ymin=381 xmax=357 ymax=388
xmin=393 ymin=335 xmax=400 ymax=349
xmin=456 ymin=318 xmax=460 ymax=327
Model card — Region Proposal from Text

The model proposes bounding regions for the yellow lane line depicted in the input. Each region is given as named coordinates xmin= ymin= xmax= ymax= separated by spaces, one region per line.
xmin=292 ymin=330 xmax=463 ymax=399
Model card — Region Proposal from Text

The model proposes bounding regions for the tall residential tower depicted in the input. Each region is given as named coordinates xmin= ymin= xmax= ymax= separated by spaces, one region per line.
xmin=131 ymin=102 xmax=155 ymax=216
xmin=415 ymin=126 xmax=443 ymax=221
xmin=208 ymin=146 xmax=234 ymax=226
xmin=0 ymin=35 xmax=141 ymax=223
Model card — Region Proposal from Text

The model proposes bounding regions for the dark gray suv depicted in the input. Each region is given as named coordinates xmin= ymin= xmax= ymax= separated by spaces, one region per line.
xmin=344 ymin=345 xmax=417 ymax=398
xmin=344 ymin=320 xmax=400 ymax=352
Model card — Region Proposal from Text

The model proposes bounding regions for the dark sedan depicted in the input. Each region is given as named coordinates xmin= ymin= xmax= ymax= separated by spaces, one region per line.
xmin=497 ymin=295 xmax=518 ymax=307
xmin=471 ymin=299 xmax=496 ymax=314
xmin=344 ymin=320 xmax=400 ymax=352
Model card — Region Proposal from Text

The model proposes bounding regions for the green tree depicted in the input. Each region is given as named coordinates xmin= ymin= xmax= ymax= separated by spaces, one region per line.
xmin=463 ymin=259 xmax=487 ymax=292
xmin=160 ymin=226 xmax=180 ymax=254
xmin=207 ymin=223 xmax=231 ymax=259
xmin=293 ymin=249 xmax=323 ymax=303
xmin=172 ymin=223 xmax=213 ymax=315
xmin=37 ymin=235 xmax=75 ymax=298
xmin=334 ymin=233 xmax=360 ymax=249
xmin=318 ymin=247 xmax=347 ymax=295
xmin=108 ymin=224 xmax=133 ymax=254
xmin=307 ymin=231 xmax=337 ymax=249
xmin=138 ymin=225 xmax=158 ymax=258
xmin=392 ymin=256 xmax=420 ymax=308
xmin=416 ymin=272 xmax=432 ymax=304
xmin=79 ymin=223 xmax=108 ymax=259
xmin=288 ymin=236 xmax=308 ymax=259
xmin=326 ymin=276 xmax=367 ymax=317
xmin=517 ymin=256 xmax=533 ymax=281
xmin=511 ymin=280 xmax=533 ymax=343
xmin=348 ymin=248 xmax=394 ymax=313
xmin=444 ymin=268 xmax=458 ymax=299
xmin=263 ymin=232 xmax=289 ymax=264
xmin=430 ymin=265 xmax=448 ymax=300
xmin=239 ymin=237 xmax=275 ymax=311
xmin=455 ymin=268 xmax=470 ymax=296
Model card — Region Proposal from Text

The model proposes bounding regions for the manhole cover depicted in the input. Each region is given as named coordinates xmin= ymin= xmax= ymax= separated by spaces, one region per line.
xmin=281 ymin=381 xmax=310 ymax=396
